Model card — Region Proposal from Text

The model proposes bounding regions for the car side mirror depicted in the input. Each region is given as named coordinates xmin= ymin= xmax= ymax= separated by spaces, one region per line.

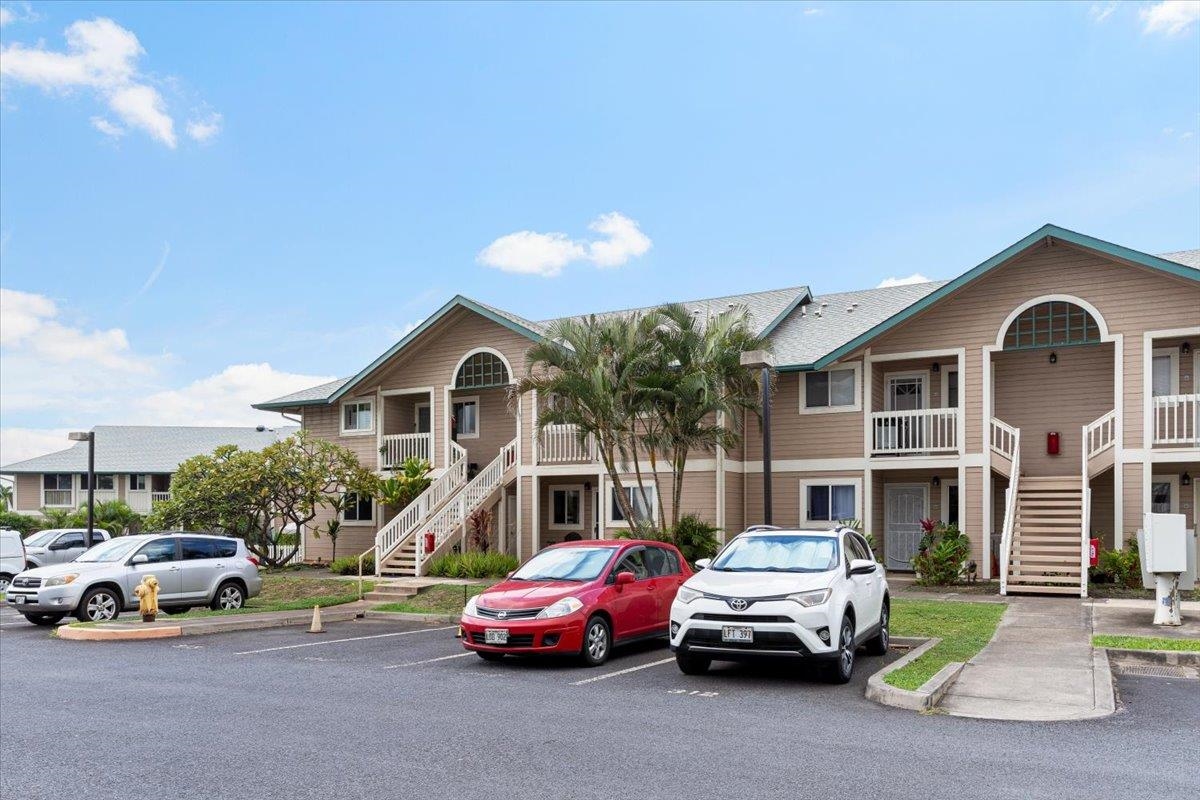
xmin=849 ymin=559 xmax=877 ymax=576
xmin=130 ymin=554 xmax=149 ymax=565
xmin=505 ymin=571 xmax=515 ymax=579
xmin=615 ymin=571 xmax=635 ymax=586
xmin=694 ymin=558 xmax=712 ymax=570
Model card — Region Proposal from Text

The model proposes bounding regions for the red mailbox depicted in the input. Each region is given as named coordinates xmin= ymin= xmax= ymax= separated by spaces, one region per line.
xmin=1047 ymin=431 xmax=1060 ymax=455
xmin=424 ymin=532 xmax=435 ymax=553
xmin=1089 ymin=538 xmax=1100 ymax=567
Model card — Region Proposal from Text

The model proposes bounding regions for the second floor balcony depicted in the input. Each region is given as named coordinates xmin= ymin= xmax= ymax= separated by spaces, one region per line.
xmin=1152 ymin=393 xmax=1198 ymax=447
xmin=870 ymin=408 xmax=959 ymax=456
xmin=381 ymin=432 xmax=433 ymax=470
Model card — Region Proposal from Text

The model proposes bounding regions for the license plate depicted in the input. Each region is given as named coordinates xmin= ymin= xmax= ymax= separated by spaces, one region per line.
xmin=9 ymin=595 xmax=25 ymax=605
xmin=721 ymin=626 xmax=754 ymax=643
xmin=484 ymin=628 xmax=509 ymax=645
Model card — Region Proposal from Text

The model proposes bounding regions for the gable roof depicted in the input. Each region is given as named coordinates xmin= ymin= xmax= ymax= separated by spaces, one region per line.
xmin=799 ymin=224 xmax=1200 ymax=371
xmin=1162 ymin=249 xmax=1200 ymax=270
xmin=0 ymin=425 xmax=299 ymax=475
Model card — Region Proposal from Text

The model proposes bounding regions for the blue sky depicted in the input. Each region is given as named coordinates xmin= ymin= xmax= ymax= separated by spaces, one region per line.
xmin=1 ymin=1 xmax=1198 ymax=464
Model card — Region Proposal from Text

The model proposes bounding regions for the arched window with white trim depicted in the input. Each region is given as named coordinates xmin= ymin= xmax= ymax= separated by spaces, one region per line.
xmin=1002 ymin=300 xmax=1101 ymax=351
xmin=454 ymin=350 xmax=510 ymax=389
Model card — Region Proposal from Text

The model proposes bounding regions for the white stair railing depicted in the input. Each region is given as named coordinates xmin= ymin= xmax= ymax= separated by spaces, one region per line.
xmin=997 ymin=422 xmax=1021 ymax=596
xmin=990 ymin=417 xmax=1018 ymax=459
xmin=371 ymin=442 xmax=467 ymax=574
xmin=1080 ymin=487 xmax=1091 ymax=599
xmin=415 ymin=439 xmax=517 ymax=575
xmin=1084 ymin=410 xmax=1117 ymax=459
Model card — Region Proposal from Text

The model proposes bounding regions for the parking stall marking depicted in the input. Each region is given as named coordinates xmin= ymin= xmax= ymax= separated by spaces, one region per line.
xmin=233 ymin=625 xmax=455 ymax=655
xmin=570 ymin=657 xmax=676 ymax=686
xmin=383 ymin=652 xmax=473 ymax=669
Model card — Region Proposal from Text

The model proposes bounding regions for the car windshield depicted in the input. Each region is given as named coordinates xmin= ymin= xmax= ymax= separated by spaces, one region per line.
xmin=24 ymin=530 xmax=61 ymax=547
xmin=511 ymin=546 xmax=619 ymax=582
xmin=75 ymin=537 xmax=144 ymax=563
xmin=709 ymin=534 xmax=839 ymax=573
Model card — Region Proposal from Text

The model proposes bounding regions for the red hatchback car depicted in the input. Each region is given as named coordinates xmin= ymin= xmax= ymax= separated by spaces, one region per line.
xmin=460 ymin=540 xmax=692 ymax=666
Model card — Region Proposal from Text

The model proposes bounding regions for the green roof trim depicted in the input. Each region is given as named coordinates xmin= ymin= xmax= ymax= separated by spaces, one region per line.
xmin=795 ymin=223 xmax=1200 ymax=372
xmin=253 ymin=397 xmax=332 ymax=410
xmin=326 ymin=295 xmax=545 ymax=404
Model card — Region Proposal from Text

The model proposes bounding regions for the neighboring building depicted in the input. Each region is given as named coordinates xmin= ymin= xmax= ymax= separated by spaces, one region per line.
xmin=0 ymin=425 xmax=298 ymax=516
xmin=254 ymin=224 xmax=1199 ymax=596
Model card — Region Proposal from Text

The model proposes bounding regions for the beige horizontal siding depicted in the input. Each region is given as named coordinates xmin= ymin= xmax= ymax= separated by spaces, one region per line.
xmin=743 ymin=369 xmax=865 ymax=461
xmin=15 ymin=474 xmax=40 ymax=511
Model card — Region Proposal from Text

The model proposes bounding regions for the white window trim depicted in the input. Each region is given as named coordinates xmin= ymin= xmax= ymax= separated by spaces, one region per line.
xmin=128 ymin=473 xmax=148 ymax=492
xmin=799 ymin=477 xmax=863 ymax=529
xmin=339 ymin=492 xmax=376 ymax=526
xmin=1151 ymin=348 xmax=1180 ymax=397
xmin=884 ymin=370 xmax=929 ymax=411
xmin=1150 ymin=474 xmax=1180 ymax=514
xmin=452 ymin=395 xmax=480 ymax=440
xmin=41 ymin=473 xmax=75 ymax=508
xmin=548 ymin=484 xmax=585 ymax=530
xmin=940 ymin=368 xmax=959 ymax=410
xmin=606 ymin=483 xmax=658 ymax=528
xmin=339 ymin=398 xmax=376 ymax=436
xmin=798 ymin=362 xmax=862 ymax=415
xmin=940 ymin=479 xmax=959 ymax=527
xmin=414 ymin=401 xmax=431 ymax=433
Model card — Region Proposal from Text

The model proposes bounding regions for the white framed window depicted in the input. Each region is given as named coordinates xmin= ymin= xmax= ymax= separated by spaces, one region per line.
xmin=80 ymin=474 xmax=115 ymax=491
xmin=799 ymin=478 xmax=862 ymax=528
xmin=607 ymin=484 xmax=657 ymax=527
xmin=941 ymin=369 xmax=959 ymax=409
xmin=940 ymin=479 xmax=959 ymax=527
xmin=549 ymin=484 xmax=584 ymax=530
xmin=42 ymin=473 xmax=73 ymax=507
xmin=129 ymin=474 xmax=147 ymax=491
xmin=340 ymin=399 xmax=375 ymax=435
xmin=1151 ymin=348 xmax=1179 ymax=398
xmin=341 ymin=492 xmax=374 ymax=525
xmin=1150 ymin=475 xmax=1179 ymax=514
xmin=799 ymin=363 xmax=861 ymax=414
xmin=453 ymin=397 xmax=479 ymax=439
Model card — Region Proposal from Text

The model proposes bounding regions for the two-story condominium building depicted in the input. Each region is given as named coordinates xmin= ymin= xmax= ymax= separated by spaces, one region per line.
xmin=255 ymin=225 xmax=1199 ymax=596
xmin=1 ymin=425 xmax=297 ymax=516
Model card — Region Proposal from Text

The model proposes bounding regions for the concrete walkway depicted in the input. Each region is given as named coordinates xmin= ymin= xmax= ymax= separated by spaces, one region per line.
xmin=939 ymin=597 xmax=1115 ymax=722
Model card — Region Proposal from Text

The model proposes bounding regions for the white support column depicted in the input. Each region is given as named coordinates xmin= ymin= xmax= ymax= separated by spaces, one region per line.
xmin=982 ymin=345 xmax=994 ymax=579
xmin=531 ymin=473 xmax=540 ymax=555
xmin=443 ymin=385 xmax=452 ymax=468
xmin=862 ymin=350 xmax=873 ymax=459
xmin=863 ymin=466 xmax=873 ymax=552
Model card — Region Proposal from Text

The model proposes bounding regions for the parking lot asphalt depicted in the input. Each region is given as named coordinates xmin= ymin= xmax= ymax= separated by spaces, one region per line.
xmin=2 ymin=606 xmax=1198 ymax=800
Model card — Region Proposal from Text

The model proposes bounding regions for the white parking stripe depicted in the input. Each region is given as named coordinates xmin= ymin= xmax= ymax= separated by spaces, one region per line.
xmin=383 ymin=652 xmax=473 ymax=669
xmin=234 ymin=626 xmax=454 ymax=655
xmin=571 ymin=657 xmax=675 ymax=686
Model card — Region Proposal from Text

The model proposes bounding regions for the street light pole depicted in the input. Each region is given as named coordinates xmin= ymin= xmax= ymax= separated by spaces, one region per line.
xmin=740 ymin=350 xmax=776 ymax=526
xmin=68 ymin=431 xmax=95 ymax=548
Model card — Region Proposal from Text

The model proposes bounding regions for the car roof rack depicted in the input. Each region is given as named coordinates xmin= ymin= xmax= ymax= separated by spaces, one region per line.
xmin=742 ymin=524 xmax=782 ymax=532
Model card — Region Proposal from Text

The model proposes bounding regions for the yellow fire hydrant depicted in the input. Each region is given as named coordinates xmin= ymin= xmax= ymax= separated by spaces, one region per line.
xmin=134 ymin=575 xmax=160 ymax=622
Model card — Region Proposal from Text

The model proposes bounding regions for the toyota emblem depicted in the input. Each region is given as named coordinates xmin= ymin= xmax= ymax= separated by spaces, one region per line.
xmin=728 ymin=598 xmax=749 ymax=612
xmin=497 ymin=611 xmax=507 ymax=619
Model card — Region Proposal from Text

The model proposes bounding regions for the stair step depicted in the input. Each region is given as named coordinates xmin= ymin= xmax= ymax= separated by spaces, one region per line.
xmin=1007 ymin=573 xmax=1081 ymax=584
xmin=1011 ymin=553 xmax=1082 ymax=563
xmin=1015 ymin=537 xmax=1080 ymax=545
xmin=1005 ymin=584 xmax=1084 ymax=596
xmin=1017 ymin=491 xmax=1082 ymax=499
xmin=1018 ymin=500 xmax=1082 ymax=508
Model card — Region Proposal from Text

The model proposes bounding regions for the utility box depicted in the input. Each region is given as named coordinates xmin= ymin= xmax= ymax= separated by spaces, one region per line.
xmin=1137 ymin=514 xmax=1196 ymax=591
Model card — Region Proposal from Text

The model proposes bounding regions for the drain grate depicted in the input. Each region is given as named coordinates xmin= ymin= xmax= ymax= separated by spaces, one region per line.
xmin=1116 ymin=663 xmax=1197 ymax=679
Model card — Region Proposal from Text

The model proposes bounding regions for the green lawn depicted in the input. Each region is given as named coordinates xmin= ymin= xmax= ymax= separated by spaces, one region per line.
xmin=1093 ymin=634 xmax=1200 ymax=652
xmin=885 ymin=598 xmax=1006 ymax=691
xmin=374 ymin=583 xmax=489 ymax=615
xmin=69 ymin=575 xmax=372 ymax=626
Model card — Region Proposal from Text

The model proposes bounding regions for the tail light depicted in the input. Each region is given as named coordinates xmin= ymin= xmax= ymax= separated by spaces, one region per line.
xmin=246 ymin=554 xmax=260 ymax=568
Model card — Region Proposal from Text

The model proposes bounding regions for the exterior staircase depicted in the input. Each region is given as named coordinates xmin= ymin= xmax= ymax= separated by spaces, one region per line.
xmin=362 ymin=581 xmax=420 ymax=603
xmin=1005 ymin=477 xmax=1086 ymax=595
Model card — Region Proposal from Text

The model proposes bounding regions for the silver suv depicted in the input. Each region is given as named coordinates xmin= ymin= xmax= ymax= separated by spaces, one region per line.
xmin=21 ymin=528 xmax=112 ymax=569
xmin=5 ymin=533 xmax=263 ymax=625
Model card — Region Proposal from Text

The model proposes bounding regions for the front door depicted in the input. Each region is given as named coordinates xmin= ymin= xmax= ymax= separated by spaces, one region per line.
xmin=884 ymin=484 xmax=928 ymax=571
xmin=886 ymin=374 xmax=927 ymax=451
xmin=415 ymin=403 xmax=431 ymax=434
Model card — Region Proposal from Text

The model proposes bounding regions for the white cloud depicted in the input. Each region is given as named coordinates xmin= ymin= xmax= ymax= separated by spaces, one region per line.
xmin=0 ymin=16 xmax=218 ymax=147
xmin=0 ymin=8 xmax=11 ymax=26
xmin=477 ymin=212 xmax=652 ymax=277
xmin=1140 ymin=0 xmax=1200 ymax=35
xmin=186 ymin=112 xmax=222 ymax=142
xmin=132 ymin=242 xmax=170 ymax=301
xmin=877 ymin=273 xmax=932 ymax=288
xmin=0 ymin=2 xmax=39 ymax=27
xmin=0 ymin=427 xmax=72 ymax=467
xmin=90 ymin=115 xmax=123 ymax=138
xmin=1089 ymin=2 xmax=1118 ymax=23
xmin=0 ymin=287 xmax=154 ymax=373
xmin=133 ymin=363 xmax=335 ymax=427
xmin=803 ymin=7 xmax=825 ymax=16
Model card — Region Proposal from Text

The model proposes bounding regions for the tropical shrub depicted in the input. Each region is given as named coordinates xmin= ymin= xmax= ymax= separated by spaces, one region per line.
xmin=912 ymin=519 xmax=970 ymax=586
xmin=1090 ymin=544 xmax=1141 ymax=588
xmin=670 ymin=514 xmax=721 ymax=564
xmin=425 ymin=551 xmax=517 ymax=579
xmin=0 ymin=512 xmax=41 ymax=537
xmin=330 ymin=553 xmax=374 ymax=576
xmin=374 ymin=457 xmax=432 ymax=512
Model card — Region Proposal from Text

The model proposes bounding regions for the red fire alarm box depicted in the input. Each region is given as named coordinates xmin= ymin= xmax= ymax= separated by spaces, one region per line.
xmin=1047 ymin=431 xmax=1060 ymax=455
xmin=1089 ymin=538 xmax=1100 ymax=567
xmin=424 ymin=532 xmax=435 ymax=553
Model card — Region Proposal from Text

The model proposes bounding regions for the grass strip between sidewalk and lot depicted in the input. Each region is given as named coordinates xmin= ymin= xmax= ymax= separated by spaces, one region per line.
xmin=1092 ymin=634 xmax=1200 ymax=652
xmin=885 ymin=598 xmax=1006 ymax=691
xmin=68 ymin=575 xmax=374 ymax=626
xmin=373 ymin=583 xmax=489 ymax=615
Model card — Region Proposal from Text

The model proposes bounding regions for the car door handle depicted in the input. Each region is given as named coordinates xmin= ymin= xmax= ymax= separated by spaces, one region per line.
xmin=168 ymin=565 xmax=181 ymax=572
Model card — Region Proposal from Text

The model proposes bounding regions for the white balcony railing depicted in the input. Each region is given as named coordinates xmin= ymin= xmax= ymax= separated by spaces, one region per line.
xmin=126 ymin=491 xmax=172 ymax=513
xmin=538 ymin=423 xmax=598 ymax=463
xmin=381 ymin=432 xmax=432 ymax=469
xmin=1152 ymin=393 xmax=1198 ymax=446
xmin=870 ymin=408 xmax=959 ymax=455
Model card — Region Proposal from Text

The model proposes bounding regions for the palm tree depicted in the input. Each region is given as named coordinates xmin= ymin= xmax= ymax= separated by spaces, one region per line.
xmin=0 ymin=482 xmax=12 ymax=511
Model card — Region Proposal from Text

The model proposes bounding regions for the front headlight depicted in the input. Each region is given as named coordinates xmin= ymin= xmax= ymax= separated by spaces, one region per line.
xmin=786 ymin=588 xmax=831 ymax=607
xmin=463 ymin=595 xmax=480 ymax=617
xmin=675 ymin=585 xmax=704 ymax=604
xmin=535 ymin=597 xmax=583 ymax=619
xmin=43 ymin=574 xmax=79 ymax=588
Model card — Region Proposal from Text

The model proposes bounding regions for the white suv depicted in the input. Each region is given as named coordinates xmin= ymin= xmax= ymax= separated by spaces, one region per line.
xmin=669 ymin=525 xmax=889 ymax=683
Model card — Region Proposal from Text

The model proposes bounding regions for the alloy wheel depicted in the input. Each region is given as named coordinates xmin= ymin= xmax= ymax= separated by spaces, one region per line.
xmin=87 ymin=592 xmax=118 ymax=621
xmin=840 ymin=620 xmax=854 ymax=676
xmin=218 ymin=586 xmax=244 ymax=610
xmin=879 ymin=606 xmax=890 ymax=651
xmin=587 ymin=622 xmax=608 ymax=662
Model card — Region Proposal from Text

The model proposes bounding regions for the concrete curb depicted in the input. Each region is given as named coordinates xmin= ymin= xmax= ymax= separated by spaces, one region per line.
xmin=56 ymin=607 xmax=365 ymax=641
xmin=58 ymin=624 xmax=183 ymax=641
xmin=1101 ymin=647 xmax=1200 ymax=667
xmin=1092 ymin=647 xmax=1116 ymax=717
xmin=865 ymin=636 xmax=965 ymax=711
xmin=365 ymin=610 xmax=459 ymax=624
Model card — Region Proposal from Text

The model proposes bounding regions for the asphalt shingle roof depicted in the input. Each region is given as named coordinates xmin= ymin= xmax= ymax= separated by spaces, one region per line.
xmin=768 ymin=281 xmax=948 ymax=367
xmin=1160 ymin=249 xmax=1200 ymax=270
xmin=0 ymin=425 xmax=299 ymax=474
xmin=258 ymin=377 xmax=352 ymax=408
